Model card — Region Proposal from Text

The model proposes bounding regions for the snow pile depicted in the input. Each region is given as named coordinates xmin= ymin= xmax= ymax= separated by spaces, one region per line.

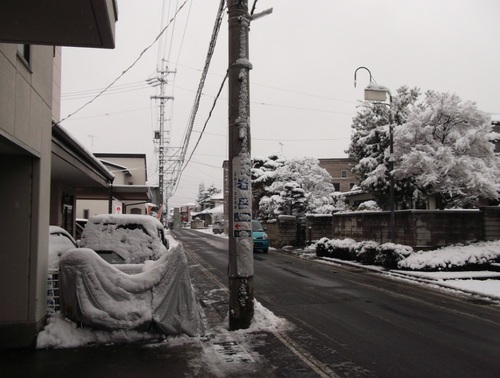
xmin=246 ymin=300 xmax=291 ymax=333
xmin=58 ymin=244 xmax=204 ymax=337
xmin=37 ymin=299 xmax=290 ymax=349
xmin=356 ymin=200 xmax=381 ymax=212
xmin=37 ymin=313 xmax=162 ymax=348
xmin=398 ymin=240 xmax=500 ymax=271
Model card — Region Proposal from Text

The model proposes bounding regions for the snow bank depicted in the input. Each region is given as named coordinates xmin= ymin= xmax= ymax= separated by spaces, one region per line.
xmin=59 ymin=244 xmax=204 ymax=337
xmin=398 ymin=241 xmax=500 ymax=271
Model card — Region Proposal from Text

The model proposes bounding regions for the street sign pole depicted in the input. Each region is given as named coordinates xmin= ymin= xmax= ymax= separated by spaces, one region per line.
xmin=227 ymin=0 xmax=254 ymax=330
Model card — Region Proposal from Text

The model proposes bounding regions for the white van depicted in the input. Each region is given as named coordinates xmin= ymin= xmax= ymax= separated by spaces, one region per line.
xmin=80 ymin=214 xmax=169 ymax=264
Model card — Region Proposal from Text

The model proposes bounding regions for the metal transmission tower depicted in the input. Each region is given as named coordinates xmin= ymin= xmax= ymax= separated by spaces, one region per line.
xmin=148 ymin=61 xmax=175 ymax=223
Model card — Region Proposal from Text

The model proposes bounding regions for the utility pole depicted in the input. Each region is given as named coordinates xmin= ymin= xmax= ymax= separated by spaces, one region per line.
xmin=228 ymin=0 xmax=254 ymax=330
xmin=148 ymin=61 xmax=175 ymax=224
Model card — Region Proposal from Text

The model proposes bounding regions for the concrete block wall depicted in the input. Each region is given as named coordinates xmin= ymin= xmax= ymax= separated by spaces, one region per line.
xmin=305 ymin=215 xmax=333 ymax=242
xmin=265 ymin=207 xmax=499 ymax=250
xmin=483 ymin=207 xmax=500 ymax=241
xmin=264 ymin=215 xmax=297 ymax=248
xmin=333 ymin=209 xmax=485 ymax=249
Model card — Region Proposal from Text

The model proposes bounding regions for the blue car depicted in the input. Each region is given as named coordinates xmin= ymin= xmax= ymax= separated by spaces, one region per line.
xmin=252 ymin=220 xmax=269 ymax=253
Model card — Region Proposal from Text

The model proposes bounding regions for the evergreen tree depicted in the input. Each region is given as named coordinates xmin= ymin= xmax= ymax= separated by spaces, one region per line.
xmin=394 ymin=91 xmax=500 ymax=208
xmin=257 ymin=157 xmax=335 ymax=220
xmin=346 ymin=86 xmax=421 ymax=208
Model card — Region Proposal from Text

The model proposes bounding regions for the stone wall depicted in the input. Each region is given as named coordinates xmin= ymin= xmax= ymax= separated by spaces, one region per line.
xmin=295 ymin=207 xmax=499 ymax=250
xmin=264 ymin=215 xmax=297 ymax=248
xmin=333 ymin=210 xmax=484 ymax=249
xmin=483 ymin=207 xmax=500 ymax=241
xmin=305 ymin=215 xmax=333 ymax=242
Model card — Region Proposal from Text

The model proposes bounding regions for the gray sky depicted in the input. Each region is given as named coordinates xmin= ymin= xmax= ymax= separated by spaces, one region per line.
xmin=59 ymin=0 xmax=500 ymax=208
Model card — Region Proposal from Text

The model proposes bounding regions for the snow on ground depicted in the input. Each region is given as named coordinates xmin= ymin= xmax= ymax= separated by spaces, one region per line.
xmin=36 ymin=298 xmax=289 ymax=349
xmin=37 ymin=229 xmax=289 ymax=349
xmin=39 ymin=228 xmax=500 ymax=351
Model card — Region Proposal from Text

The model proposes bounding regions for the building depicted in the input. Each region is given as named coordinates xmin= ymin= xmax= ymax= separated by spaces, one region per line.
xmin=193 ymin=193 xmax=224 ymax=226
xmin=76 ymin=153 xmax=158 ymax=218
xmin=318 ymin=158 xmax=358 ymax=192
xmin=0 ymin=1 xmax=117 ymax=349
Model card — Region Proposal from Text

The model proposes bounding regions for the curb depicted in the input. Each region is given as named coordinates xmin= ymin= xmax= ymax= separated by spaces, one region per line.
xmin=274 ymin=248 xmax=500 ymax=303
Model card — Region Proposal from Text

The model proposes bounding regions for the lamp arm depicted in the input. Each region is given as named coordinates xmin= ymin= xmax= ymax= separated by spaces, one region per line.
xmin=354 ymin=66 xmax=373 ymax=88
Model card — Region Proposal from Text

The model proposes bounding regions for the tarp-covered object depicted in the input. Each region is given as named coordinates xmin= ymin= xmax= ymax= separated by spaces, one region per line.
xmin=59 ymin=245 xmax=204 ymax=336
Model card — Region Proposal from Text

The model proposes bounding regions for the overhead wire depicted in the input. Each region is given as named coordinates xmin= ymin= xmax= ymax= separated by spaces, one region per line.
xmin=57 ymin=0 xmax=189 ymax=124
xmin=170 ymin=0 xmax=226 ymax=197
xmin=180 ymin=72 xmax=228 ymax=175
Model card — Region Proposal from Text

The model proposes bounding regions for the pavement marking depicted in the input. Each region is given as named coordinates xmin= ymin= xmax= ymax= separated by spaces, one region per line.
xmin=273 ymin=331 xmax=340 ymax=378
xmin=183 ymin=237 xmax=340 ymax=377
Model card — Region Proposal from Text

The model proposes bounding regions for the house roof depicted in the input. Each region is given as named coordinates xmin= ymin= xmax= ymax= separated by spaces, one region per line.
xmin=0 ymin=0 xmax=117 ymax=48
xmin=52 ymin=124 xmax=151 ymax=202
xmin=52 ymin=123 xmax=114 ymax=189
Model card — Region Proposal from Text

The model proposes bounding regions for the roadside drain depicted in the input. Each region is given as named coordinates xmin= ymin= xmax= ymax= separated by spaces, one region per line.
xmin=211 ymin=341 xmax=255 ymax=363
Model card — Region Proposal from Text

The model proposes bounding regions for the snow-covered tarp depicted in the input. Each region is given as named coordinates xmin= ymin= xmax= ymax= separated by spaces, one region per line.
xmin=80 ymin=214 xmax=168 ymax=263
xmin=59 ymin=244 xmax=204 ymax=337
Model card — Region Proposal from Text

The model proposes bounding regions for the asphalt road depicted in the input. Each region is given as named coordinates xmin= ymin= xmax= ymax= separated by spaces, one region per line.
xmin=173 ymin=228 xmax=500 ymax=378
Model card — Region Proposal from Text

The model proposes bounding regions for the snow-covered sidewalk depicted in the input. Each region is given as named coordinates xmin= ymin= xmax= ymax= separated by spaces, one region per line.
xmin=316 ymin=255 xmax=500 ymax=301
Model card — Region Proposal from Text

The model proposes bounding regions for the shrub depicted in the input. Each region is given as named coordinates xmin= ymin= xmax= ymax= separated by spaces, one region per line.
xmin=375 ymin=243 xmax=414 ymax=269
xmin=397 ymin=241 xmax=500 ymax=271
xmin=315 ymin=238 xmax=356 ymax=259
xmin=315 ymin=237 xmax=331 ymax=257
xmin=350 ymin=241 xmax=380 ymax=264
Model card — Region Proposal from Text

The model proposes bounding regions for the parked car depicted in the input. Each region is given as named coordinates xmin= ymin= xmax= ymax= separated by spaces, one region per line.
xmin=48 ymin=226 xmax=78 ymax=315
xmin=79 ymin=214 xmax=169 ymax=264
xmin=48 ymin=225 xmax=78 ymax=270
xmin=252 ymin=220 xmax=269 ymax=253
xmin=212 ymin=221 xmax=224 ymax=234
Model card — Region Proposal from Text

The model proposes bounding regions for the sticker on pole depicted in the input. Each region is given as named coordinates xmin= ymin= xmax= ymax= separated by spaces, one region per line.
xmin=232 ymin=154 xmax=253 ymax=276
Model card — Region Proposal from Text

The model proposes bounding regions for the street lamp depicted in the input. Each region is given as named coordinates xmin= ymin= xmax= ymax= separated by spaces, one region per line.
xmin=354 ymin=67 xmax=395 ymax=243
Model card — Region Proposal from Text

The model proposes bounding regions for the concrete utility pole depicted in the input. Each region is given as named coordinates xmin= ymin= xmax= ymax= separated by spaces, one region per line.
xmin=149 ymin=61 xmax=175 ymax=224
xmin=228 ymin=0 xmax=254 ymax=330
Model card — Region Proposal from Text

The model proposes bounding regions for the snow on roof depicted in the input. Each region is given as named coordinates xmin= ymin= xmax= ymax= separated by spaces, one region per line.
xmin=197 ymin=204 xmax=224 ymax=215
xmin=210 ymin=192 xmax=224 ymax=200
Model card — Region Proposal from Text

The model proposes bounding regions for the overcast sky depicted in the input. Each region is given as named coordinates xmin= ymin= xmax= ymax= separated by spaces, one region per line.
xmin=59 ymin=0 xmax=500 ymax=208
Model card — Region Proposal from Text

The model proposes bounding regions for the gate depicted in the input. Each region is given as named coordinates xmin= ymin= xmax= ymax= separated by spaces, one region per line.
xmin=296 ymin=219 xmax=306 ymax=247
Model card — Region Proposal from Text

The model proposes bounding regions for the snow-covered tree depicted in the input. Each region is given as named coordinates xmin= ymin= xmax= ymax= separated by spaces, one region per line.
xmin=393 ymin=91 xmax=500 ymax=208
xmin=349 ymin=88 xmax=500 ymax=209
xmin=197 ymin=183 xmax=221 ymax=205
xmin=346 ymin=86 xmax=420 ymax=208
xmin=251 ymin=154 xmax=286 ymax=217
xmin=257 ymin=157 xmax=335 ymax=220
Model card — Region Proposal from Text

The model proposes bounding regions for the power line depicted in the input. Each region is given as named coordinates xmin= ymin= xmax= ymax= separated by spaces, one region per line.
xmin=181 ymin=72 xmax=227 ymax=173
xmin=57 ymin=0 xmax=189 ymax=124
xmin=170 ymin=0 xmax=226 ymax=197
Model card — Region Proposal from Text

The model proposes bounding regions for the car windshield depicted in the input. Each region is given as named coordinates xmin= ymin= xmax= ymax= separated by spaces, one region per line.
xmin=252 ymin=221 xmax=264 ymax=232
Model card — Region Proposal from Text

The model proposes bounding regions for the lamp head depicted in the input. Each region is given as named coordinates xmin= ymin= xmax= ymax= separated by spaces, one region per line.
xmin=364 ymin=84 xmax=392 ymax=102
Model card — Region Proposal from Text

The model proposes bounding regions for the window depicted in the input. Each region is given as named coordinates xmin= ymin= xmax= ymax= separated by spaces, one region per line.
xmin=341 ymin=170 xmax=347 ymax=178
xmin=83 ymin=209 xmax=90 ymax=219
xmin=17 ymin=44 xmax=31 ymax=64
xmin=349 ymin=183 xmax=356 ymax=189
xmin=333 ymin=183 xmax=340 ymax=191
